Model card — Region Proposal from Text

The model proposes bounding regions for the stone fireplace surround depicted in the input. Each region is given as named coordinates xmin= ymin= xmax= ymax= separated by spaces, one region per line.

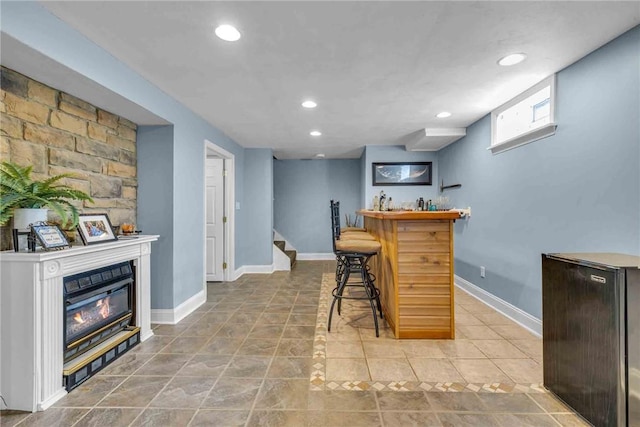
xmin=0 ymin=66 xmax=139 ymax=251
xmin=0 ymin=236 xmax=158 ymax=412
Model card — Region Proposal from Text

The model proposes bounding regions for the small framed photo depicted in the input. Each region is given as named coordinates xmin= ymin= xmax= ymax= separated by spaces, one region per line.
xmin=32 ymin=223 xmax=70 ymax=251
xmin=77 ymin=213 xmax=118 ymax=245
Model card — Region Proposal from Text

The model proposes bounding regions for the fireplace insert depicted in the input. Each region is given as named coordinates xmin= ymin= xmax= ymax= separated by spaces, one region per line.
xmin=64 ymin=261 xmax=135 ymax=361
xmin=63 ymin=261 xmax=140 ymax=390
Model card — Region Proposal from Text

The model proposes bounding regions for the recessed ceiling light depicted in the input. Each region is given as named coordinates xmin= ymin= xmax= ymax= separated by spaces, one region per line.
xmin=498 ymin=53 xmax=527 ymax=66
xmin=302 ymin=100 xmax=317 ymax=109
xmin=215 ymin=24 xmax=241 ymax=42
xmin=310 ymin=130 xmax=322 ymax=136
xmin=436 ymin=112 xmax=452 ymax=118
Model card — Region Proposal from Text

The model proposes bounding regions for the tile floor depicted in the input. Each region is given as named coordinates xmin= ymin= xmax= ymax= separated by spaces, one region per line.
xmin=316 ymin=273 xmax=544 ymax=392
xmin=1 ymin=261 xmax=589 ymax=426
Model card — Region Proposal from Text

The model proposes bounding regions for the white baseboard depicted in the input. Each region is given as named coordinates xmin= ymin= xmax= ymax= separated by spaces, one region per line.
xmin=454 ymin=275 xmax=542 ymax=337
xmin=233 ymin=255 xmax=335 ymax=278
xmin=151 ymin=289 xmax=206 ymax=325
xmin=38 ymin=388 xmax=68 ymax=411
xmin=297 ymin=253 xmax=335 ymax=261
xmin=140 ymin=330 xmax=154 ymax=342
xmin=234 ymin=264 xmax=276 ymax=278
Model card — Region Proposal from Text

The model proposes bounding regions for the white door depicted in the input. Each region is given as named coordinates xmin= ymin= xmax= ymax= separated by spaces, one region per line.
xmin=205 ymin=158 xmax=224 ymax=281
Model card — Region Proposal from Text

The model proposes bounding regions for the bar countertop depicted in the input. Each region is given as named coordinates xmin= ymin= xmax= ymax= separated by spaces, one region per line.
xmin=358 ymin=209 xmax=460 ymax=220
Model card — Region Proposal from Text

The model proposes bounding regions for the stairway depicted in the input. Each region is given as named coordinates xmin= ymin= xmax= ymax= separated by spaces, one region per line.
xmin=274 ymin=240 xmax=296 ymax=268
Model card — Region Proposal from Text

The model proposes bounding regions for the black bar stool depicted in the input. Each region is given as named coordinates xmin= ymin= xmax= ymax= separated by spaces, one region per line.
xmin=328 ymin=200 xmax=383 ymax=337
xmin=329 ymin=200 xmax=374 ymax=288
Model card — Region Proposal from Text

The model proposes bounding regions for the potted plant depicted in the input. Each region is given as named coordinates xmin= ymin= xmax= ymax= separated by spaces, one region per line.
xmin=0 ymin=161 xmax=93 ymax=230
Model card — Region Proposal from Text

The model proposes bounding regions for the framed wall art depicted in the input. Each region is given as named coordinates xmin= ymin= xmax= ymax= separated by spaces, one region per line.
xmin=77 ymin=213 xmax=118 ymax=245
xmin=372 ymin=162 xmax=432 ymax=186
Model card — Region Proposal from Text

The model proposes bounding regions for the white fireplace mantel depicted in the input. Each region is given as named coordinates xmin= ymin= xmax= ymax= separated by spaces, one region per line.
xmin=0 ymin=235 xmax=159 ymax=412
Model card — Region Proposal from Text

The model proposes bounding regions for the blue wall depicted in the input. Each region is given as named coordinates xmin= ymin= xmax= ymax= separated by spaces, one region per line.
xmin=138 ymin=126 xmax=175 ymax=308
xmin=363 ymin=145 xmax=439 ymax=210
xmin=240 ymin=149 xmax=274 ymax=266
xmin=274 ymin=159 xmax=362 ymax=254
xmin=437 ymin=26 xmax=640 ymax=318
xmin=1 ymin=2 xmax=256 ymax=309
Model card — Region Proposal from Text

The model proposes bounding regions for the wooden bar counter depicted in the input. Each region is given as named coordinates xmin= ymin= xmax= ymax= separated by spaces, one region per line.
xmin=359 ymin=210 xmax=459 ymax=339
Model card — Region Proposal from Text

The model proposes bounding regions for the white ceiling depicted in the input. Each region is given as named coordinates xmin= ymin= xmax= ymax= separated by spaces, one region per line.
xmin=34 ymin=1 xmax=640 ymax=159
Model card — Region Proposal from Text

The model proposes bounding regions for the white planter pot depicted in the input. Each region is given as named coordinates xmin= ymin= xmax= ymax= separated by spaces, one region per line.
xmin=13 ymin=208 xmax=48 ymax=231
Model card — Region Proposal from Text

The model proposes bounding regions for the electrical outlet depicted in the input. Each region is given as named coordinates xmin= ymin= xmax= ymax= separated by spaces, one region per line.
xmin=480 ymin=266 xmax=486 ymax=278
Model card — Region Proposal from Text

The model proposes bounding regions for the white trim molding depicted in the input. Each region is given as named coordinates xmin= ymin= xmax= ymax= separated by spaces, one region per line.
xmin=488 ymin=122 xmax=556 ymax=154
xmin=234 ymin=264 xmax=276 ymax=278
xmin=490 ymin=74 xmax=557 ymax=155
xmin=454 ymin=275 xmax=542 ymax=337
xmin=297 ymin=253 xmax=335 ymax=261
xmin=273 ymin=243 xmax=292 ymax=271
xmin=204 ymin=139 xmax=236 ymax=283
xmin=151 ymin=289 xmax=206 ymax=325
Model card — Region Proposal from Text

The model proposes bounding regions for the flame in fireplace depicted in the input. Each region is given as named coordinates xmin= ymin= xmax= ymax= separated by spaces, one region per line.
xmin=98 ymin=297 xmax=111 ymax=319
xmin=72 ymin=296 xmax=111 ymax=326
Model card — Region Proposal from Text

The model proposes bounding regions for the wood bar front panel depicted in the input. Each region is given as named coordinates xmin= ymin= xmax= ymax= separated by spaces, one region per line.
xmin=363 ymin=212 xmax=456 ymax=339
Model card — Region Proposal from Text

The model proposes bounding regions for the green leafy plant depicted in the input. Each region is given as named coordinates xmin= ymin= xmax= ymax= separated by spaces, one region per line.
xmin=0 ymin=161 xmax=93 ymax=227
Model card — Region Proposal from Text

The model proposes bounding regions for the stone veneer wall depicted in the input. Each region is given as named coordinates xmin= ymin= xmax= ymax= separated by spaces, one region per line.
xmin=0 ymin=67 xmax=137 ymax=249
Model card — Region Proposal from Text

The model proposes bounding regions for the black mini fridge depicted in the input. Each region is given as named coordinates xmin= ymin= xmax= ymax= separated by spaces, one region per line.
xmin=542 ymin=253 xmax=639 ymax=427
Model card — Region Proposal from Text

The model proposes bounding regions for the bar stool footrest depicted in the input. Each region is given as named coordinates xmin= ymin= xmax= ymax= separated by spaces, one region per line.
xmin=331 ymin=286 xmax=380 ymax=300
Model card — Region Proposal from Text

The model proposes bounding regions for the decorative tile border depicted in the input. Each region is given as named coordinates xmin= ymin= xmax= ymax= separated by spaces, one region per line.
xmin=310 ymin=273 xmax=329 ymax=391
xmin=310 ymin=273 xmax=547 ymax=393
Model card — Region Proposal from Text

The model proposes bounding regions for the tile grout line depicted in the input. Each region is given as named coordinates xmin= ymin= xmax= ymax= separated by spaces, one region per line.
xmin=54 ymin=323 xmax=186 ymax=426
xmin=242 ymin=287 xmax=296 ymax=427
xmin=186 ymin=289 xmax=243 ymax=426
xmin=191 ymin=288 xmax=272 ymax=427
xmin=524 ymin=393 xmax=567 ymax=427
xmin=10 ymin=264 xmax=588 ymax=426
xmin=127 ymin=310 xmax=216 ymax=427
xmin=102 ymin=289 xmax=233 ymax=426
xmin=66 ymin=330 xmax=176 ymax=427
xmin=317 ymin=273 xmax=548 ymax=393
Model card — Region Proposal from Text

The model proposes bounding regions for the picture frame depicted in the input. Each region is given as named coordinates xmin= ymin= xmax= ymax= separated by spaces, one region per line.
xmin=77 ymin=213 xmax=118 ymax=245
xmin=32 ymin=223 xmax=70 ymax=251
xmin=12 ymin=229 xmax=36 ymax=252
xmin=372 ymin=162 xmax=433 ymax=186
